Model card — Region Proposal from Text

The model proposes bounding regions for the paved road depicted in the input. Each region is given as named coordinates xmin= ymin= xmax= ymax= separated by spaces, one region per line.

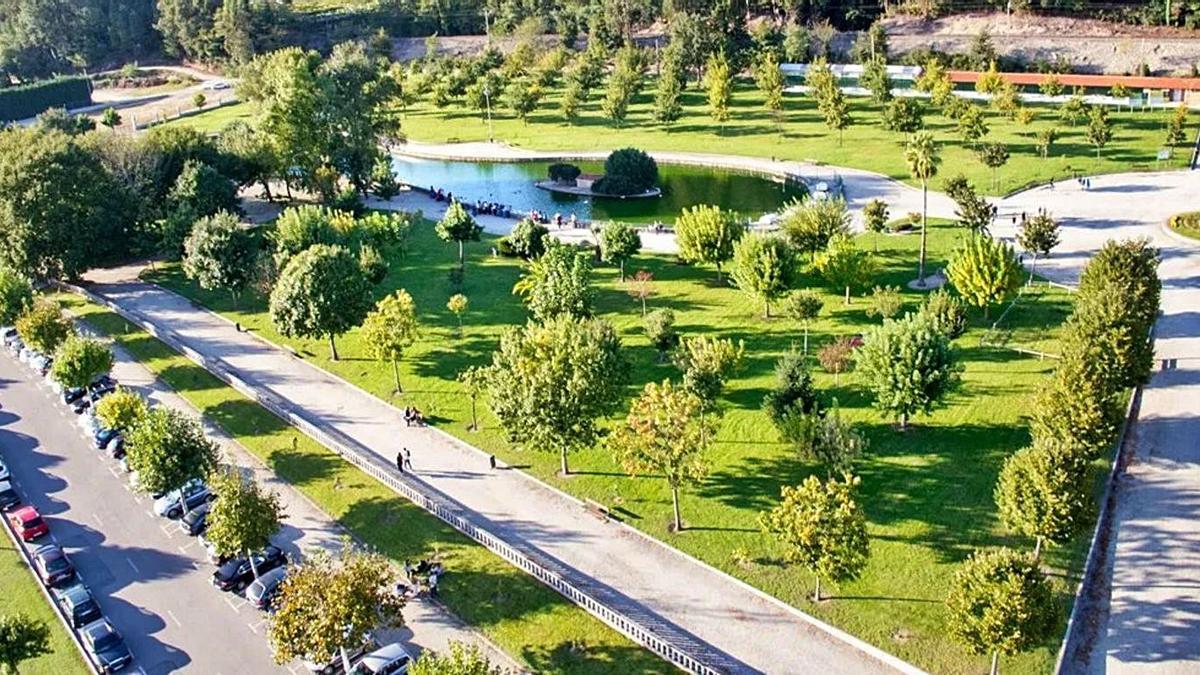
xmin=0 ymin=350 xmax=286 ymax=675
xmin=79 ymin=279 xmax=906 ymax=674
xmin=991 ymin=171 xmax=1200 ymax=675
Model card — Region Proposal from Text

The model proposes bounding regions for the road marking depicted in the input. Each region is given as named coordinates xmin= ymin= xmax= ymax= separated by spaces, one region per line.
xmin=166 ymin=610 xmax=182 ymax=628
xmin=223 ymin=596 xmax=244 ymax=612
xmin=93 ymin=512 xmax=104 ymax=528
xmin=127 ymin=558 xmax=140 ymax=575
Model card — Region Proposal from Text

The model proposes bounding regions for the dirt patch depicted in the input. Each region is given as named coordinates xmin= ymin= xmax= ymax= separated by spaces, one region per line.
xmin=885 ymin=11 xmax=1200 ymax=39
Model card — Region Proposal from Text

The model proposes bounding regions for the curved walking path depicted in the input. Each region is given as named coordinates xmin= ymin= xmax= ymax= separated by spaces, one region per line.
xmin=991 ymin=170 xmax=1200 ymax=675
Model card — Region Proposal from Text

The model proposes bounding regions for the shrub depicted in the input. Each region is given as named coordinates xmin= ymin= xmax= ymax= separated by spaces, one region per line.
xmin=328 ymin=188 xmax=364 ymax=216
xmin=0 ymin=76 xmax=92 ymax=122
xmin=547 ymin=163 xmax=582 ymax=182
xmin=919 ymin=289 xmax=967 ymax=339
xmin=598 ymin=148 xmax=658 ymax=195
xmin=763 ymin=351 xmax=819 ymax=429
xmin=817 ymin=336 xmax=855 ymax=383
xmin=509 ymin=218 xmax=550 ymax=260
xmin=1168 ymin=211 xmax=1200 ymax=236
xmin=643 ymin=308 xmax=679 ymax=361
xmin=866 ymin=285 xmax=904 ymax=320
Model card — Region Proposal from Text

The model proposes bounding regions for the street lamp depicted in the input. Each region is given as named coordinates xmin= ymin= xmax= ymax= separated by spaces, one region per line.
xmin=483 ymin=84 xmax=494 ymax=142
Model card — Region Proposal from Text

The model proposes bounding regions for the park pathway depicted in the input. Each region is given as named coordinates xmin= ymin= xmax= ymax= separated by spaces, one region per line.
xmin=78 ymin=266 xmax=910 ymax=675
xmin=990 ymin=171 xmax=1200 ymax=675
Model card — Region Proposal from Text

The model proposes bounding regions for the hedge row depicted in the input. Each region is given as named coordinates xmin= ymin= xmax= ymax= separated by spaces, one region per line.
xmin=0 ymin=77 xmax=92 ymax=122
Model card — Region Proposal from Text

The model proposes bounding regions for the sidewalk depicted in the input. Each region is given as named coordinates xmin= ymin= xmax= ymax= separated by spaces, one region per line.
xmin=91 ymin=325 xmax=518 ymax=669
xmin=79 ymin=268 xmax=902 ymax=675
xmin=992 ymin=171 xmax=1200 ymax=675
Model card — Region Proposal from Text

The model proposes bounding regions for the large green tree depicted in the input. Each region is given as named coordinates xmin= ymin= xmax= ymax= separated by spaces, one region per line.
xmin=205 ymin=465 xmax=285 ymax=578
xmin=730 ymin=233 xmax=798 ymax=317
xmin=94 ymin=387 xmax=148 ymax=432
xmin=513 ymin=241 xmax=594 ymax=322
xmin=946 ymin=548 xmax=1058 ymax=675
xmin=815 ymin=233 xmax=875 ymax=304
xmin=360 ymin=289 xmax=420 ymax=394
xmin=183 ymin=211 xmax=257 ymax=307
xmin=782 ymin=198 xmax=850 ymax=259
xmin=435 ymin=202 xmax=484 ymax=271
xmin=49 ymin=335 xmax=113 ymax=389
xmin=946 ymin=235 xmax=1022 ymax=318
xmin=0 ymin=613 xmax=52 ymax=675
xmin=125 ymin=407 xmax=220 ymax=515
xmin=856 ymin=312 xmax=958 ymax=429
xmin=760 ymin=474 xmax=871 ymax=602
xmin=673 ymin=335 xmax=744 ymax=408
xmin=486 ymin=315 xmax=627 ymax=475
xmin=995 ymin=439 xmax=1091 ymax=561
xmin=269 ymin=244 xmax=372 ymax=361
xmin=610 ymin=379 xmax=716 ymax=533
xmin=675 ymin=204 xmax=744 ymax=282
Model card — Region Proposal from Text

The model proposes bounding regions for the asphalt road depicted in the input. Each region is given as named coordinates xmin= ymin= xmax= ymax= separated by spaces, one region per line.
xmin=0 ymin=351 xmax=290 ymax=675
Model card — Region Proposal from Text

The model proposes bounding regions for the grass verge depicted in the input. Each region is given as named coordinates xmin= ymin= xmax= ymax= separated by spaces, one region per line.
xmin=53 ymin=292 xmax=671 ymax=675
xmin=0 ymin=530 xmax=88 ymax=674
xmin=144 ymin=218 xmax=1102 ymax=674
xmin=1167 ymin=211 xmax=1200 ymax=241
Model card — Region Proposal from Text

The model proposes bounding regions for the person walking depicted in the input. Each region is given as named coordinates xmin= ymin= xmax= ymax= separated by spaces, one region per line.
xmin=403 ymin=447 xmax=413 ymax=472
xmin=396 ymin=450 xmax=405 ymax=474
xmin=489 ymin=455 xmax=497 ymax=471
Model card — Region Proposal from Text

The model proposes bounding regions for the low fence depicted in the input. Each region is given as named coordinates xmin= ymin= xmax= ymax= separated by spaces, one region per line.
xmin=58 ymin=282 xmax=742 ymax=675
xmin=133 ymin=95 xmax=239 ymax=131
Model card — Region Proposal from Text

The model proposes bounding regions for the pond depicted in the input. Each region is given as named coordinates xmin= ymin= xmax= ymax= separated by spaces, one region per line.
xmin=390 ymin=156 xmax=807 ymax=225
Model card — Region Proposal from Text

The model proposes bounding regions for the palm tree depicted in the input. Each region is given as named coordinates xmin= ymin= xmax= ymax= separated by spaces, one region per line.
xmin=905 ymin=132 xmax=941 ymax=285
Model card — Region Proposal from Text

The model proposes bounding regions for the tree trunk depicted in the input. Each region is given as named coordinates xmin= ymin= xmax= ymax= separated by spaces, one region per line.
xmin=619 ymin=259 xmax=626 ymax=281
xmin=458 ymin=240 xmax=465 ymax=269
xmin=1027 ymin=253 xmax=1038 ymax=286
xmin=559 ymin=447 xmax=569 ymax=476
xmin=456 ymin=315 xmax=463 ymax=337
xmin=918 ymin=181 xmax=929 ymax=284
xmin=340 ymin=646 xmax=354 ymax=675
xmin=814 ymin=576 xmax=822 ymax=602
xmin=1033 ymin=536 xmax=1043 ymax=562
xmin=640 ymin=296 xmax=647 ymax=317
xmin=715 ymin=261 xmax=722 ymax=283
xmin=671 ymin=486 xmax=682 ymax=532
xmin=179 ymin=492 xmax=188 ymax=518
xmin=900 ymin=411 xmax=908 ymax=430
xmin=248 ymin=547 xmax=260 ymax=579
xmin=232 ymin=290 xmax=240 ymax=310
xmin=391 ymin=359 xmax=402 ymax=393
xmin=803 ymin=326 xmax=809 ymax=355
xmin=990 ymin=651 xmax=999 ymax=675
xmin=765 ymin=299 xmax=772 ymax=318
xmin=844 ymin=285 xmax=850 ymax=305
xmin=469 ymin=395 xmax=478 ymax=431
xmin=329 ymin=333 xmax=339 ymax=361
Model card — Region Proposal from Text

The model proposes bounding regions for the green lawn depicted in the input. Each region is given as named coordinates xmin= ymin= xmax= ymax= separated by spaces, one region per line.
xmin=1167 ymin=211 xmax=1200 ymax=241
xmin=53 ymin=293 xmax=671 ymax=675
xmin=0 ymin=536 xmax=88 ymax=675
xmin=145 ymin=219 xmax=1107 ymax=674
xmin=156 ymin=101 xmax=257 ymax=134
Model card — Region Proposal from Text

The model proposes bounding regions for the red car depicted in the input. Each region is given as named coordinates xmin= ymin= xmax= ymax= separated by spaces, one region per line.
xmin=8 ymin=506 xmax=49 ymax=541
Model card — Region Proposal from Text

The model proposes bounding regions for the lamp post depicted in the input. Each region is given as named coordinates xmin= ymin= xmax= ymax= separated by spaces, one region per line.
xmin=483 ymin=84 xmax=494 ymax=142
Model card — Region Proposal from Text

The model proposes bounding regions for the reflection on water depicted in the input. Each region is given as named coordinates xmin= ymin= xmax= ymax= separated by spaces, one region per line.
xmin=391 ymin=156 xmax=806 ymax=224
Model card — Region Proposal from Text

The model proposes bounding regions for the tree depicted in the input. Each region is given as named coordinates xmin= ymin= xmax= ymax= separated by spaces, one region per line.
xmin=486 ymin=315 xmax=627 ymax=475
xmin=957 ymin=105 xmax=989 ymax=147
xmin=360 ymin=290 xmax=419 ymax=394
xmin=995 ymin=439 xmax=1091 ymax=560
xmin=856 ymin=313 xmax=958 ymax=429
xmin=816 ymin=233 xmax=875 ymax=304
xmin=49 ymin=336 xmax=113 ymax=389
xmin=977 ymin=143 xmax=1010 ymax=191
xmin=673 ymin=336 xmax=744 ymax=408
xmin=675 ymin=205 xmax=744 ymax=282
xmin=457 ymin=365 xmax=487 ymax=432
xmin=653 ymin=65 xmax=684 ymax=127
xmin=782 ymin=199 xmax=851 ymax=259
xmin=1165 ymin=104 xmax=1189 ymax=155
xmin=1059 ymin=95 xmax=1086 ymax=127
xmin=905 ymin=132 xmax=941 ymax=284
xmin=183 ymin=211 xmax=257 ymax=307
xmin=513 ymin=241 xmax=594 ymax=322
xmin=866 ymin=286 xmax=904 ymax=321
xmin=705 ymin=51 xmax=733 ymax=125
xmin=817 ymin=336 xmax=855 ymax=384
xmin=1086 ymin=105 xmax=1113 ymax=159
xmin=975 ymin=62 xmax=1004 ymax=95
xmin=760 ymin=474 xmax=870 ymax=602
xmin=643 ymin=308 xmax=679 ymax=362
xmin=1039 ymin=75 xmax=1064 ymax=98
xmin=610 ymin=380 xmax=715 ymax=532
xmin=268 ymin=545 xmax=404 ymax=669
xmin=754 ymin=51 xmax=785 ymax=122
xmin=918 ymin=289 xmax=968 ymax=340
xmin=730 ymin=234 xmax=798 ymax=317
xmin=0 ymin=265 xmax=33 ymax=325
xmin=447 ymin=293 xmax=469 ymax=336
xmin=1017 ymin=213 xmax=1060 ymax=277
xmin=219 ymin=121 xmax=281 ymax=201
xmin=100 ymin=107 xmax=122 ymax=130
xmin=125 ymin=407 xmax=219 ymax=515
xmin=915 ymin=58 xmax=953 ymax=107
xmin=94 ymin=387 xmax=148 ymax=432
xmin=436 ymin=202 xmax=484 ymax=271
xmin=953 ymin=184 xmax=995 ymax=235
xmin=861 ymin=56 xmax=892 ymax=105
xmin=269 ymin=245 xmax=372 ymax=362
xmin=946 ymin=235 xmax=1022 ymax=318
xmin=1036 ymin=128 xmax=1058 ymax=159
xmin=820 ymin=87 xmax=851 ymax=145
xmin=882 ymin=98 xmax=924 ymax=137
xmin=946 ymin=548 xmax=1058 ymax=675
xmin=863 ymin=199 xmax=889 ymax=251
xmin=410 ymin=641 xmax=505 ymax=675
xmin=205 ymin=465 xmax=285 ymax=578
xmin=0 ymin=614 xmax=52 ymax=674
xmin=990 ymin=81 xmax=1020 ymax=118
xmin=168 ymin=160 xmax=240 ymax=221
xmin=599 ymin=222 xmax=642 ymax=280
xmin=786 ymin=291 xmax=824 ymax=355
xmin=626 ymin=269 xmax=654 ymax=316
xmin=763 ymin=351 xmax=819 ymax=430
xmin=507 ymin=218 xmax=549 ymax=260
xmin=781 ymin=403 xmax=865 ymax=475
xmin=15 ymin=300 xmax=73 ymax=355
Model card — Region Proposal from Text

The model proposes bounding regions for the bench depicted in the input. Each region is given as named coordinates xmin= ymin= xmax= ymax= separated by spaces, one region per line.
xmin=583 ymin=498 xmax=610 ymax=521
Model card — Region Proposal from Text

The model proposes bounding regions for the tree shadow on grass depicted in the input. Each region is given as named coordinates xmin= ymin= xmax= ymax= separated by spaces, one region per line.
xmin=521 ymin=640 xmax=677 ymax=675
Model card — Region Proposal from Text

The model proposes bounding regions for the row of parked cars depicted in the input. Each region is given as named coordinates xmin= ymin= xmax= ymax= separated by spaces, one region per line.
xmin=1 ymin=330 xmax=134 ymax=674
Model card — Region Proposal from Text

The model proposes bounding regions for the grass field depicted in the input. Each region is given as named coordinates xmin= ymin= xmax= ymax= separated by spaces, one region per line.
xmin=156 ymin=101 xmax=257 ymax=133
xmin=145 ymin=217 xmax=1107 ymax=674
xmin=0 ymin=534 xmax=87 ymax=675
xmin=54 ymin=294 xmax=672 ymax=675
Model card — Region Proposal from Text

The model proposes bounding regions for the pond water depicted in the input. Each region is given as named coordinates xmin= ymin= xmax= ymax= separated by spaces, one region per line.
xmin=390 ymin=156 xmax=806 ymax=225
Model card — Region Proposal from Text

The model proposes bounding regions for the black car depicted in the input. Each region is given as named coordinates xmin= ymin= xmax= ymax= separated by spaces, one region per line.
xmin=53 ymin=582 xmax=103 ymax=628
xmin=63 ymin=387 xmax=87 ymax=405
xmin=32 ymin=544 xmax=75 ymax=587
xmin=81 ymin=619 xmax=132 ymax=673
xmin=71 ymin=381 xmax=115 ymax=415
xmin=94 ymin=427 xmax=120 ymax=450
xmin=212 ymin=545 xmax=286 ymax=592
xmin=0 ymin=480 xmax=19 ymax=510
xmin=179 ymin=501 xmax=211 ymax=536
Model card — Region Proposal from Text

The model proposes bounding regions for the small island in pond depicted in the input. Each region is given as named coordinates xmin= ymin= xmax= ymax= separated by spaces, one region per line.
xmin=535 ymin=147 xmax=662 ymax=199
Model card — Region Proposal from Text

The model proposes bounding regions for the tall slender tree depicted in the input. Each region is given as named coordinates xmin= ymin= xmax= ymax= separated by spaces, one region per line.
xmin=904 ymin=132 xmax=941 ymax=284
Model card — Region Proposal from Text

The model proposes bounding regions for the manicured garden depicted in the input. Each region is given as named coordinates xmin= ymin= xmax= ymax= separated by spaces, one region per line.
xmin=53 ymin=293 xmax=672 ymax=675
xmin=146 ymin=217 xmax=1099 ymax=674
xmin=0 ymin=538 xmax=87 ymax=675
xmin=1168 ymin=211 xmax=1200 ymax=241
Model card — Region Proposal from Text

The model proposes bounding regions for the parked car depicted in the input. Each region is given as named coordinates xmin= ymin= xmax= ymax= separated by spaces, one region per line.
xmin=5 ymin=335 xmax=23 ymax=354
xmin=32 ymin=544 xmax=75 ymax=587
xmin=179 ymin=501 xmax=211 ymax=536
xmin=304 ymin=640 xmax=377 ymax=675
xmin=81 ymin=619 xmax=133 ymax=673
xmin=94 ymin=427 xmax=120 ymax=450
xmin=0 ymin=480 xmax=20 ymax=510
xmin=78 ymin=412 xmax=101 ymax=436
xmin=53 ymin=582 xmax=103 ymax=628
xmin=63 ymin=387 xmax=88 ymax=405
xmin=1 ymin=326 xmax=17 ymax=346
xmin=0 ymin=456 xmax=8 ymax=482
xmin=31 ymin=354 xmax=51 ymax=375
xmin=8 ymin=505 xmax=48 ymax=541
xmin=104 ymin=437 xmax=126 ymax=460
xmin=212 ymin=545 xmax=286 ymax=592
xmin=153 ymin=480 xmax=213 ymax=519
xmin=244 ymin=565 xmax=287 ymax=610
xmin=352 ymin=643 xmax=413 ymax=675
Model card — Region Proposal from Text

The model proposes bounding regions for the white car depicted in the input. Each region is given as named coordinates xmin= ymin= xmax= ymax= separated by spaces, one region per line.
xmin=202 ymin=80 xmax=231 ymax=91
xmin=355 ymin=643 xmax=413 ymax=674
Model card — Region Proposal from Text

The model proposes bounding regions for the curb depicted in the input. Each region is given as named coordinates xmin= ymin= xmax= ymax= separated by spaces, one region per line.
xmin=127 ymin=278 xmax=926 ymax=675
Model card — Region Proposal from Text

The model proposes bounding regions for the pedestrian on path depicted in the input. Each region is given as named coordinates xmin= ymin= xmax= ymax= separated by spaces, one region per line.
xmin=403 ymin=447 xmax=413 ymax=471
xmin=396 ymin=450 xmax=405 ymax=473
xmin=489 ymin=455 xmax=497 ymax=471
